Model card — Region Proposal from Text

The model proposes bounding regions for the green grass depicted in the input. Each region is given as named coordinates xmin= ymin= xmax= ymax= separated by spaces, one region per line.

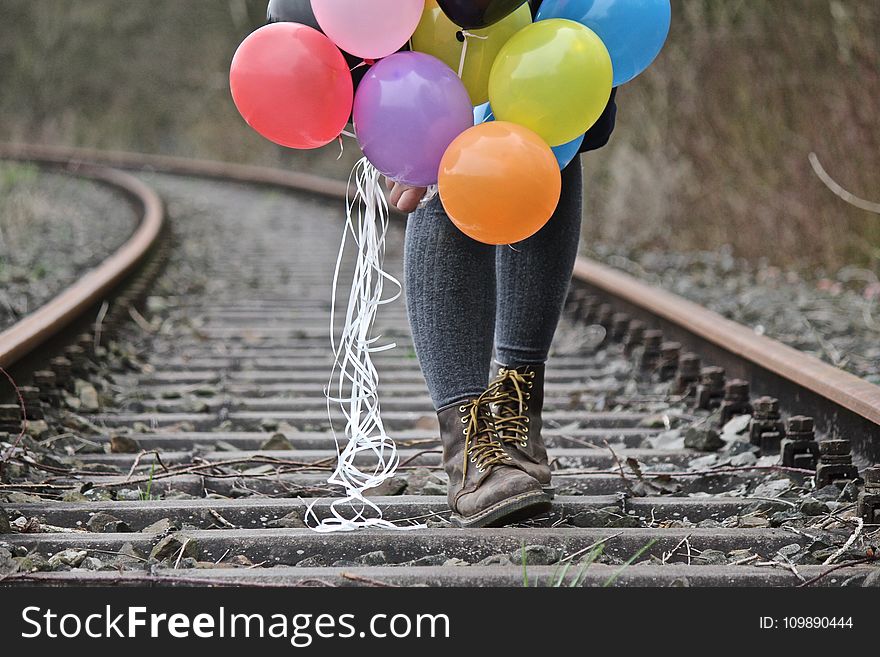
xmin=138 ymin=461 xmax=158 ymax=501
xmin=521 ymin=539 xmax=659 ymax=588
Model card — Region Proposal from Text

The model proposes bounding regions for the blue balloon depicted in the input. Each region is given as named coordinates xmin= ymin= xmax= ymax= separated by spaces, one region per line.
xmin=536 ymin=0 xmax=671 ymax=86
xmin=473 ymin=102 xmax=585 ymax=169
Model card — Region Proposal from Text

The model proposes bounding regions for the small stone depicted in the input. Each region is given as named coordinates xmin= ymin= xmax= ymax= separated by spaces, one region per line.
xmin=798 ymin=498 xmax=831 ymax=516
xmin=365 ymin=476 xmax=407 ymax=497
xmin=81 ymin=557 xmax=105 ymax=570
xmin=0 ymin=541 xmax=28 ymax=558
xmin=684 ymin=427 xmax=724 ymax=452
xmin=141 ymin=518 xmax=179 ymax=534
xmin=730 ymin=451 xmax=758 ymax=467
xmin=78 ymin=384 xmax=100 ymax=412
xmin=115 ymin=489 xmax=143 ymax=501
xmin=228 ymin=555 xmax=253 ymax=567
xmin=149 ymin=534 xmax=198 ymax=561
xmin=332 ymin=560 xmax=360 ymax=567
xmin=638 ymin=413 xmax=670 ymax=429
xmin=421 ymin=483 xmax=447 ymax=496
xmin=14 ymin=553 xmax=50 ymax=572
xmin=738 ymin=515 xmax=770 ymax=528
xmin=442 ymin=558 xmax=470 ymax=567
xmin=296 ymin=555 xmax=327 ymax=568
xmin=752 ymin=478 xmax=792 ymax=498
xmin=110 ymin=434 xmax=141 ymax=454
xmin=696 ymin=549 xmax=728 ymax=565
xmin=87 ymin=512 xmax=131 ymax=533
xmin=260 ymin=433 xmax=294 ymax=451
xmin=863 ymin=570 xmax=880 ymax=588
xmin=512 ymin=545 xmax=560 ymax=566
xmin=721 ymin=414 xmax=752 ymax=438
xmin=478 ymin=554 xmax=513 ymax=566
xmin=776 ymin=543 xmax=802 ymax=559
xmin=0 ymin=507 xmax=9 ymax=534
xmin=267 ymin=511 xmax=306 ymax=529
xmin=356 ymin=551 xmax=388 ymax=566
xmin=811 ymin=485 xmax=842 ymax=502
xmin=770 ymin=510 xmax=806 ymax=527
xmin=697 ymin=519 xmax=721 ymax=528
xmin=24 ymin=420 xmax=50 ymax=439
xmin=727 ymin=549 xmax=754 ymax=561
xmin=0 ymin=548 xmax=18 ymax=575
xmin=48 ymin=549 xmax=88 ymax=568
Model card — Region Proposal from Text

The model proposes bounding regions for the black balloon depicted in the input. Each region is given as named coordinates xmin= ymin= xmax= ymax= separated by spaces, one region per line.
xmin=265 ymin=0 xmax=367 ymax=92
xmin=437 ymin=0 xmax=530 ymax=30
xmin=266 ymin=0 xmax=321 ymax=30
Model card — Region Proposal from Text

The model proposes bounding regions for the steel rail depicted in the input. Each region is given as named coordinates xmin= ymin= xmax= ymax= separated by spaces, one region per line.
xmin=1 ymin=142 xmax=878 ymax=459
xmin=0 ymin=159 xmax=164 ymax=369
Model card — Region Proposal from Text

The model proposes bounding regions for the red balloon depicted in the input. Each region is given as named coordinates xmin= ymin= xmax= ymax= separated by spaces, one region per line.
xmin=230 ymin=23 xmax=353 ymax=149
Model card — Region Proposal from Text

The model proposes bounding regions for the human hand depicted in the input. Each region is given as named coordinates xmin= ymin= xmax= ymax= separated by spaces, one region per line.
xmin=385 ymin=177 xmax=427 ymax=213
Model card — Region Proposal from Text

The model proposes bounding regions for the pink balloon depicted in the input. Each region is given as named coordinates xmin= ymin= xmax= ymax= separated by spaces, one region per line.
xmin=311 ymin=0 xmax=425 ymax=60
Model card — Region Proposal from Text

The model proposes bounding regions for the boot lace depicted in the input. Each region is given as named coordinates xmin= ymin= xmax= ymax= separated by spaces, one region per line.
xmin=490 ymin=367 xmax=535 ymax=448
xmin=458 ymin=389 xmax=511 ymax=480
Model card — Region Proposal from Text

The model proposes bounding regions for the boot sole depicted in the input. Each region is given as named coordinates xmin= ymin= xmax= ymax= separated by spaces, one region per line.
xmin=450 ymin=490 xmax=551 ymax=529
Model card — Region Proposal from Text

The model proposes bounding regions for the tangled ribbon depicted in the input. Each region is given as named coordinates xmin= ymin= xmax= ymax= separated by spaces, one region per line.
xmin=307 ymin=157 xmax=424 ymax=533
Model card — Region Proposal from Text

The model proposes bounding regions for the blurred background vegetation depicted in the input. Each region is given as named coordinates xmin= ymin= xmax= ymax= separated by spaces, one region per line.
xmin=0 ymin=0 xmax=877 ymax=270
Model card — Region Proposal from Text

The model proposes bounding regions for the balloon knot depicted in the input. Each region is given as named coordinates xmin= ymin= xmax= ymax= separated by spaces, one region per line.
xmin=363 ymin=58 xmax=376 ymax=66
xmin=455 ymin=31 xmax=465 ymax=43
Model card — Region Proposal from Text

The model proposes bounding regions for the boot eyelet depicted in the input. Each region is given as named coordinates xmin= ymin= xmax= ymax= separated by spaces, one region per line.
xmin=525 ymin=417 xmax=530 ymax=423
xmin=458 ymin=405 xmax=467 ymax=412
xmin=460 ymin=417 xmax=467 ymax=424
xmin=520 ymin=441 xmax=528 ymax=447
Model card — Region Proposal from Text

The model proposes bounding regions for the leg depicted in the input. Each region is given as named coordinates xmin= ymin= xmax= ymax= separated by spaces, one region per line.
xmin=405 ymin=196 xmax=550 ymax=526
xmin=489 ymin=159 xmax=584 ymax=493
xmin=494 ymin=158 xmax=584 ymax=366
xmin=404 ymin=195 xmax=496 ymax=409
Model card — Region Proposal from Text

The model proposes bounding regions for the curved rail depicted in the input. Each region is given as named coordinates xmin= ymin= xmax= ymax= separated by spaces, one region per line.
xmin=1 ymin=142 xmax=877 ymax=458
xmin=0 ymin=159 xmax=164 ymax=369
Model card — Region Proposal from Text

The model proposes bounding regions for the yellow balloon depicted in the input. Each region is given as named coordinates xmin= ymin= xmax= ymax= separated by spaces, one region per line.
xmin=411 ymin=0 xmax=532 ymax=105
xmin=488 ymin=19 xmax=613 ymax=147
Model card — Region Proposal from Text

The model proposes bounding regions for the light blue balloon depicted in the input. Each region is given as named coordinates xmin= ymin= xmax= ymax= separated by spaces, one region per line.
xmin=536 ymin=0 xmax=671 ymax=86
xmin=473 ymin=102 xmax=585 ymax=169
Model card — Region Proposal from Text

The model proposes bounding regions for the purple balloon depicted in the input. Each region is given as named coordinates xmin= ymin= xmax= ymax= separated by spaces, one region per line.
xmin=353 ymin=52 xmax=473 ymax=187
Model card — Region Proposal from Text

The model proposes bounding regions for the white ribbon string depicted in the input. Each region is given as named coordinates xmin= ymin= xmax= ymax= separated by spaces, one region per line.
xmin=307 ymin=157 xmax=424 ymax=533
xmin=457 ymin=31 xmax=488 ymax=79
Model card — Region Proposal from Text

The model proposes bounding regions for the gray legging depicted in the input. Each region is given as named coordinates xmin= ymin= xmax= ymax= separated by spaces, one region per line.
xmin=404 ymin=158 xmax=584 ymax=409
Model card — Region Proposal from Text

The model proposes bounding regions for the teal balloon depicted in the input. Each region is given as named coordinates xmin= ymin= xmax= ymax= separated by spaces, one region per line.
xmin=535 ymin=0 xmax=671 ymax=86
xmin=473 ymin=102 xmax=584 ymax=169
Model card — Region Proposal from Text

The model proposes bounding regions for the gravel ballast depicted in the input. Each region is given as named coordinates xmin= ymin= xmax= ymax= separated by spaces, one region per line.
xmin=0 ymin=161 xmax=139 ymax=331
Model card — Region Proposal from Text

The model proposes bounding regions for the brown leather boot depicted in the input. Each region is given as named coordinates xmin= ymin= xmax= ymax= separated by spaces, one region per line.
xmin=489 ymin=362 xmax=553 ymax=495
xmin=437 ymin=389 xmax=549 ymax=528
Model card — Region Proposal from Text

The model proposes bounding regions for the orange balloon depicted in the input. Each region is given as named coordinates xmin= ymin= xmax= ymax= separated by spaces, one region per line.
xmin=438 ymin=122 xmax=562 ymax=245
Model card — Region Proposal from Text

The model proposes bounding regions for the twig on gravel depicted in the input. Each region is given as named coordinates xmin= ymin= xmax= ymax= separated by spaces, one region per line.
xmin=558 ymin=533 xmax=624 ymax=564
xmin=126 ymin=450 xmax=169 ymax=481
xmin=796 ymin=556 xmax=876 ymax=588
xmin=662 ymin=535 xmax=692 ymax=565
xmin=173 ymin=538 xmax=191 ymax=569
xmin=603 ymin=439 xmax=633 ymax=494
xmin=0 ymin=366 xmax=29 ymax=465
xmin=209 ymin=509 xmax=237 ymax=529
xmin=340 ymin=573 xmax=399 ymax=588
xmin=822 ymin=518 xmax=864 ymax=566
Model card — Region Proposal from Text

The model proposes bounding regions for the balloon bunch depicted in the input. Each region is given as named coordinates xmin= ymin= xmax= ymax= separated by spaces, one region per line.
xmin=231 ymin=0 xmax=670 ymax=244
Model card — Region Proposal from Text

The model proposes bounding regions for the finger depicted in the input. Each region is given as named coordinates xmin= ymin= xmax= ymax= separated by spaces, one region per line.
xmin=389 ymin=183 xmax=405 ymax=209
xmin=397 ymin=188 xmax=425 ymax=213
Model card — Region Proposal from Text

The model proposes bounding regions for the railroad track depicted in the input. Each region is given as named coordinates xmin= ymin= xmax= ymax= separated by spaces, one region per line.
xmin=0 ymin=144 xmax=877 ymax=588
